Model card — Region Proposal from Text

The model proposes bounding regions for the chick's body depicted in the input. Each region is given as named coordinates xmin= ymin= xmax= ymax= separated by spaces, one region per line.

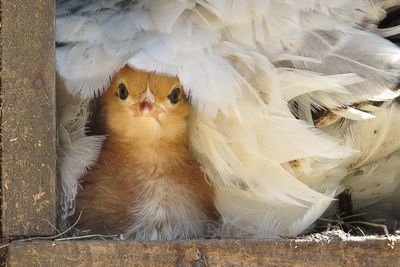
xmin=74 ymin=66 xmax=216 ymax=240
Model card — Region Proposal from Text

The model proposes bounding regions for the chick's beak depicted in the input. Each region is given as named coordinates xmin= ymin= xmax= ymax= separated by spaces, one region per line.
xmin=130 ymin=88 xmax=164 ymax=118
xmin=139 ymin=100 xmax=154 ymax=115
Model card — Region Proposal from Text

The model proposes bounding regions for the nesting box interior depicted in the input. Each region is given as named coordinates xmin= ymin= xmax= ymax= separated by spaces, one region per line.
xmin=0 ymin=0 xmax=400 ymax=266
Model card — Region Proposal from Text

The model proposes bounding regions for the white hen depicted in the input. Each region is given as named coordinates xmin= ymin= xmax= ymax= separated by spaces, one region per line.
xmin=56 ymin=0 xmax=400 ymax=237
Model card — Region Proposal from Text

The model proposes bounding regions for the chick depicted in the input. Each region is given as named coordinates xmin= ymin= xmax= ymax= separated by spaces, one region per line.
xmin=74 ymin=66 xmax=217 ymax=240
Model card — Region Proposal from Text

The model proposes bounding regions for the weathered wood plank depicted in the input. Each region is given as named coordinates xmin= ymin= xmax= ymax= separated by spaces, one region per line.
xmin=7 ymin=239 xmax=400 ymax=267
xmin=1 ymin=0 xmax=57 ymax=237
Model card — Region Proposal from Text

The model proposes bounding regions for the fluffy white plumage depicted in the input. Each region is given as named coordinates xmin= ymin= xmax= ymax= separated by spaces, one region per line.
xmin=56 ymin=0 xmax=400 ymax=237
xmin=57 ymin=77 xmax=106 ymax=217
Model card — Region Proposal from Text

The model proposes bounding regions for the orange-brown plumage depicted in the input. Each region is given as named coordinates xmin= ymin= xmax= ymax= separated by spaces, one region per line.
xmin=74 ymin=66 xmax=217 ymax=239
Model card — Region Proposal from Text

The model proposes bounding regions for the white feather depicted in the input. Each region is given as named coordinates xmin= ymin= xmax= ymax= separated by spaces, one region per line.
xmin=57 ymin=75 xmax=106 ymax=218
xmin=331 ymin=107 xmax=375 ymax=121
xmin=59 ymin=135 xmax=106 ymax=218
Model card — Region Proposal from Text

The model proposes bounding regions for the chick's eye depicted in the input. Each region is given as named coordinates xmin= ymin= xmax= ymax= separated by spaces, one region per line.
xmin=118 ymin=83 xmax=129 ymax=100
xmin=168 ymin=87 xmax=180 ymax=104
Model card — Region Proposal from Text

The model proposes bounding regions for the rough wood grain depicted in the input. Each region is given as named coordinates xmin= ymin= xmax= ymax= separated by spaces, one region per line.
xmin=6 ymin=239 xmax=400 ymax=267
xmin=1 ymin=0 xmax=57 ymax=237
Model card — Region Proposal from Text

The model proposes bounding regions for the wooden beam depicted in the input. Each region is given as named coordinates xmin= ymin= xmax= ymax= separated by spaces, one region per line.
xmin=1 ymin=0 xmax=57 ymax=237
xmin=7 ymin=239 xmax=400 ymax=266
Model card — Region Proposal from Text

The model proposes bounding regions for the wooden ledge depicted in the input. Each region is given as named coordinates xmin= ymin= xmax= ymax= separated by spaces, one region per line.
xmin=6 ymin=238 xmax=400 ymax=266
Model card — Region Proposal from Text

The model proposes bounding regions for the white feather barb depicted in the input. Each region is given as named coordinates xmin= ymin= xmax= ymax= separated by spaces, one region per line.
xmin=60 ymin=135 xmax=106 ymax=218
xmin=332 ymin=107 xmax=376 ymax=121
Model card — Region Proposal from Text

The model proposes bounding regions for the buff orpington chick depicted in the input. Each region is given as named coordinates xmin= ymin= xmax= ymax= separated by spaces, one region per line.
xmin=74 ymin=66 xmax=217 ymax=240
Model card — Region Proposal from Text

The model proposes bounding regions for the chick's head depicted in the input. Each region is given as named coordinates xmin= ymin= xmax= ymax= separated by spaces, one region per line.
xmin=99 ymin=66 xmax=190 ymax=142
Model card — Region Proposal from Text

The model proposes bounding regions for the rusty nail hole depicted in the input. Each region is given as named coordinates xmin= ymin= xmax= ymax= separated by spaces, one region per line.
xmin=34 ymin=78 xmax=44 ymax=89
